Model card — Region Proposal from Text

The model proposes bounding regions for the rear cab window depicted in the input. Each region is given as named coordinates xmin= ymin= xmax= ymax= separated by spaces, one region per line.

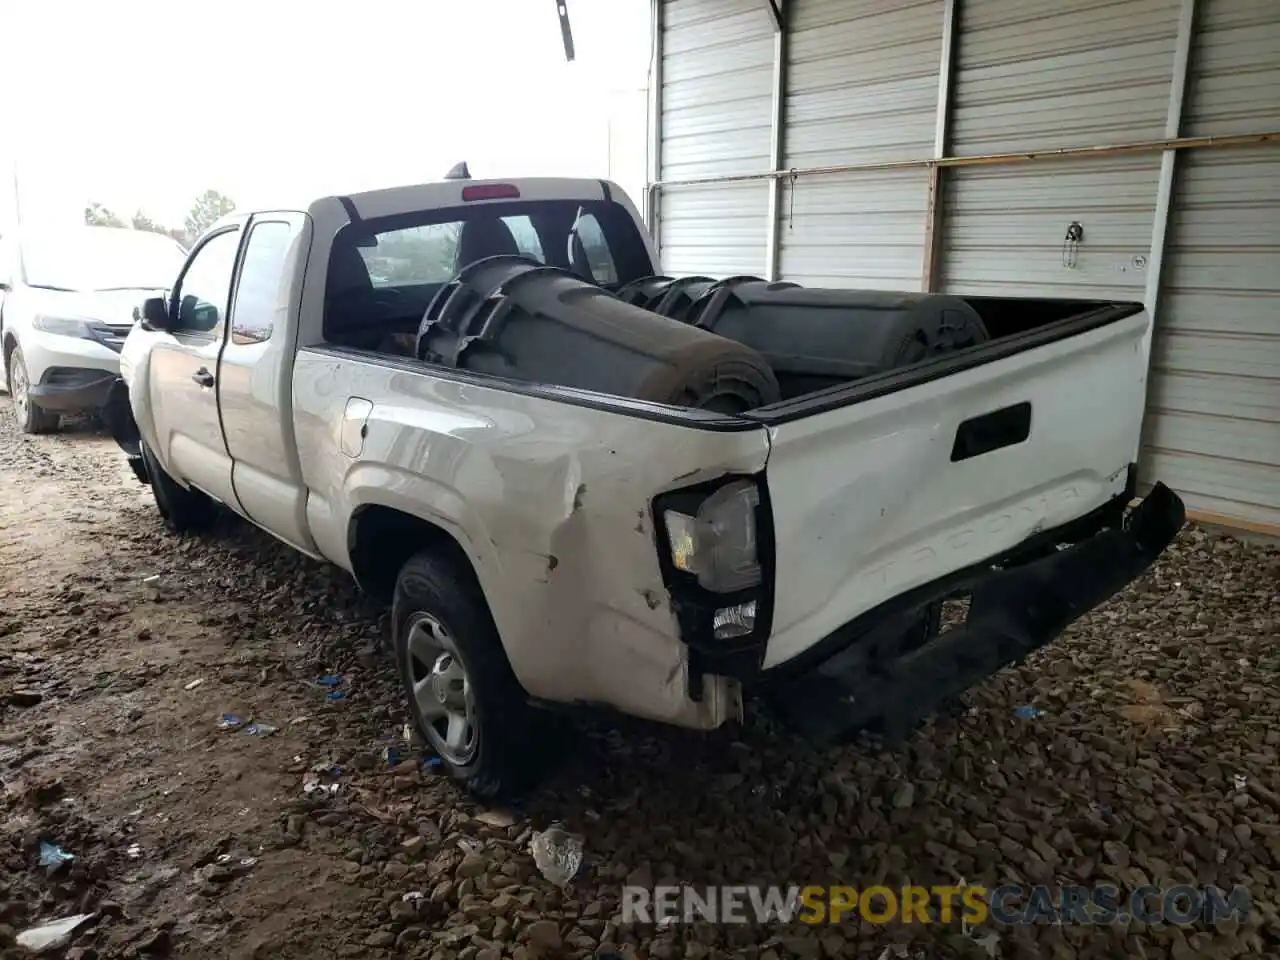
xmin=324 ymin=197 xmax=655 ymax=347
xmin=353 ymin=203 xmax=641 ymax=289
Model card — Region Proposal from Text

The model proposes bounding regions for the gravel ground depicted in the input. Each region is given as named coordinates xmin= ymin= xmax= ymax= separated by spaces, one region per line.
xmin=0 ymin=402 xmax=1278 ymax=960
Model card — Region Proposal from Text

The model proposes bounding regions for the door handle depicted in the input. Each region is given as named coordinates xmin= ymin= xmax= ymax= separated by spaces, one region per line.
xmin=951 ymin=402 xmax=1032 ymax=462
xmin=191 ymin=367 xmax=215 ymax=388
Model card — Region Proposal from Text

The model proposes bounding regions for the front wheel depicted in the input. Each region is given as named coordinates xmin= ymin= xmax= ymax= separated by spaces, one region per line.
xmin=6 ymin=346 xmax=60 ymax=434
xmin=140 ymin=441 xmax=217 ymax=533
xmin=392 ymin=551 xmax=551 ymax=798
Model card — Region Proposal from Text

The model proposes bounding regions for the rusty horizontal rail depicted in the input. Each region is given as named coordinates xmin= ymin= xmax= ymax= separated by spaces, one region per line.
xmin=648 ymin=131 xmax=1280 ymax=192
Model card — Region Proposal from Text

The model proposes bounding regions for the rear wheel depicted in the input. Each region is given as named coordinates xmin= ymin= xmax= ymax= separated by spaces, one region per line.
xmin=140 ymin=442 xmax=217 ymax=533
xmin=6 ymin=346 xmax=60 ymax=434
xmin=393 ymin=551 xmax=551 ymax=798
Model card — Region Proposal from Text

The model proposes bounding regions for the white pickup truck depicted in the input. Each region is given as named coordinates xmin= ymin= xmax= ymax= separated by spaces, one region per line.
xmin=105 ymin=175 xmax=1186 ymax=797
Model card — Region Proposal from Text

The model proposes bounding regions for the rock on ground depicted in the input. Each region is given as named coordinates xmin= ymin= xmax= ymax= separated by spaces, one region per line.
xmin=0 ymin=405 xmax=1278 ymax=959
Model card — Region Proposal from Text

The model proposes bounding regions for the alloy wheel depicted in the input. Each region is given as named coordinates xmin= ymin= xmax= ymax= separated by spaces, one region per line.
xmin=405 ymin=612 xmax=478 ymax=765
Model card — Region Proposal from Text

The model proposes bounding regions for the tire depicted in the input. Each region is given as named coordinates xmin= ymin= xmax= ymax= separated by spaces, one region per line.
xmin=6 ymin=345 xmax=60 ymax=434
xmin=392 ymin=551 xmax=550 ymax=798
xmin=140 ymin=441 xmax=217 ymax=533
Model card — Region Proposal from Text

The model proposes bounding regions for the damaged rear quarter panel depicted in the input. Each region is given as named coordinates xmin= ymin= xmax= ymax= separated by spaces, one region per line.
xmin=291 ymin=351 xmax=771 ymax=723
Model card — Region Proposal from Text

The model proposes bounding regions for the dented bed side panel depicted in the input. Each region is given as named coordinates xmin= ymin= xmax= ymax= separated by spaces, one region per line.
xmin=290 ymin=348 xmax=771 ymax=727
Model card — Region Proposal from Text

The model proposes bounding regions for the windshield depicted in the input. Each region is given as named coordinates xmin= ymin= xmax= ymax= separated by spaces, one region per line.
xmin=21 ymin=227 xmax=188 ymax=292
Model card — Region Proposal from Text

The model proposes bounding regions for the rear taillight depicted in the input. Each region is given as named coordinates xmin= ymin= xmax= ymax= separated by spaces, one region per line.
xmin=662 ymin=479 xmax=763 ymax=594
xmin=461 ymin=183 xmax=521 ymax=202
xmin=651 ymin=475 xmax=775 ymax=688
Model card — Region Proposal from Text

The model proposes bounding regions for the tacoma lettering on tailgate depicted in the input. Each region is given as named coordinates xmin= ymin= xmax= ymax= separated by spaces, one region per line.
xmin=859 ymin=483 xmax=1087 ymax=594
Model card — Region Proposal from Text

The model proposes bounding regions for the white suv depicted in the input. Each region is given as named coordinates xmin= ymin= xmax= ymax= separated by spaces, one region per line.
xmin=0 ymin=225 xmax=188 ymax=433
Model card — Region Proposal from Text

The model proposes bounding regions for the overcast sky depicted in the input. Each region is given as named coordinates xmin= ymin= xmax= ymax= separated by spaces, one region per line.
xmin=0 ymin=0 xmax=650 ymax=229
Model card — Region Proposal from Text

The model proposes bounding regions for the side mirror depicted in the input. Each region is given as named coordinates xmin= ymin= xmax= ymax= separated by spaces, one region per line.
xmin=0 ymin=280 xmax=11 ymax=291
xmin=178 ymin=294 xmax=220 ymax=332
xmin=140 ymin=296 xmax=170 ymax=331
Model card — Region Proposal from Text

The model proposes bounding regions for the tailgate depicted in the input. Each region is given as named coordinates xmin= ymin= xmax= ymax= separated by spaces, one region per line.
xmin=755 ymin=305 xmax=1150 ymax=669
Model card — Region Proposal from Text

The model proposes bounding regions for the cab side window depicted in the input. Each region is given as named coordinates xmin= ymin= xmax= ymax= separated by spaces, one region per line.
xmin=504 ymin=216 xmax=545 ymax=261
xmin=572 ymin=213 xmax=619 ymax=285
xmin=173 ymin=230 xmax=240 ymax=336
xmin=229 ymin=220 xmax=298 ymax=345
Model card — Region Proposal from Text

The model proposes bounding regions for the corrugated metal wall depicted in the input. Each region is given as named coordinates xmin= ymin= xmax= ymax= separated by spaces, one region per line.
xmin=777 ymin=0 xmax=941 ymax=287
xmin=1140 ymin=0 xmax=1280 ymax=529
xmin=658 ymin=182 xmax=772 ymax=277
xmin=779 ymin=170 xmax=931 ymax=288
xmin=937 ymin=0 xmax=1178 ymax=298
xmin=947 ymin=0 xmax=1182 ymax=154
xmin=939 ymin=156 xmax=1160 ymax=299
xmin=653 ymin=0 xmax=1280 ymax=532
xmin=657 ymin=0 xmax=774 ymax=275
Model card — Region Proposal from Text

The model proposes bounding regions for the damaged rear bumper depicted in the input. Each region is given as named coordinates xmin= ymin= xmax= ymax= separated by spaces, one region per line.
xmin=766 ymin=481 xmax=1186 ymax=742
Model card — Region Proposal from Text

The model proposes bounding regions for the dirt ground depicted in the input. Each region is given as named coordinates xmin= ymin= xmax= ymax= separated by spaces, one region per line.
xmin=1 ymin=403 xmax=1278 ymax=960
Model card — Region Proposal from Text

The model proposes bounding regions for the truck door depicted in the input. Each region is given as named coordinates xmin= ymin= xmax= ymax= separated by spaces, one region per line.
xmin=147 ymin=226 xmax=243 ymax=510
xmin=216 ymin=213 xmax=318 ymax=554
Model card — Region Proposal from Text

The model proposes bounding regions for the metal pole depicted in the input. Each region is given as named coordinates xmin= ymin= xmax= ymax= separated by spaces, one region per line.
xmin=763 ymin=0 xmax=783 ymax=31
xmin=554 ymin=0 xmax=576 ymax=62
xmin=764 ymin=1 xmax=787 ymax=281
xmin=645 ymin=0 xmax=664 ymax=252
xmin=1144 ymin=0 xmax=1197 ymax=322
xmin=1136 ymin=0 xmax=1197 ymax=483
xmin=921 ymin=0 xmax=958 ymax=292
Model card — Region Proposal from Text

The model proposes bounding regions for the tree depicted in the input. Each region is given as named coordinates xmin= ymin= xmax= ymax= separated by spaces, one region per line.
xmin=184 ymin=190 xmax=236 ymax=242
xmin=131 ymin=211 xmax=189 ymax=249
xmin=131 ymin=211 xmax=164 ymax=233
xmin=84 ymin=202 xmax=125 ymax=227
xmin=377 ymin=223 xmax=462 ymax=282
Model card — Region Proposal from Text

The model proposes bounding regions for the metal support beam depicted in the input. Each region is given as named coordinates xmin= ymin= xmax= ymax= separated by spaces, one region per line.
xmin=764 ymin=0 xmax=784 ymax=33
xmin=1135 ymin=0 xmax=1197 ymax=485
xmin=932 ymin=0 xmax=957 ymax=162
xmin=554 ymin=0 xmax=575 ymax=62
xmin=645 ymin=0 xmax=664 ymax=252
xmin=649 ymin=130 xmax=1277 ymax=192
xmin=921 ymin=0 xmax=958 ymax=292
xmin=763 ymin=1 xmax=788 ymax=281
xmin=1143 ymin=0 xmax=1197 ymax=323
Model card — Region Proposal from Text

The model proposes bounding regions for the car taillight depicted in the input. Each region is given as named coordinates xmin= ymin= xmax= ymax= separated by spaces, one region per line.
xmin=651 ymin=474 xmax=776 ymax=692
xmin=461 ymin=183 xmax=521 ymax=202
xmin=662 ymin=479 xmax=763 ymax=594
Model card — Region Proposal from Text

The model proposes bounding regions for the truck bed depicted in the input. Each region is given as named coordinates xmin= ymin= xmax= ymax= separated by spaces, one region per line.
xmin=299 ymin=295 xmax=1154 ymax=693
